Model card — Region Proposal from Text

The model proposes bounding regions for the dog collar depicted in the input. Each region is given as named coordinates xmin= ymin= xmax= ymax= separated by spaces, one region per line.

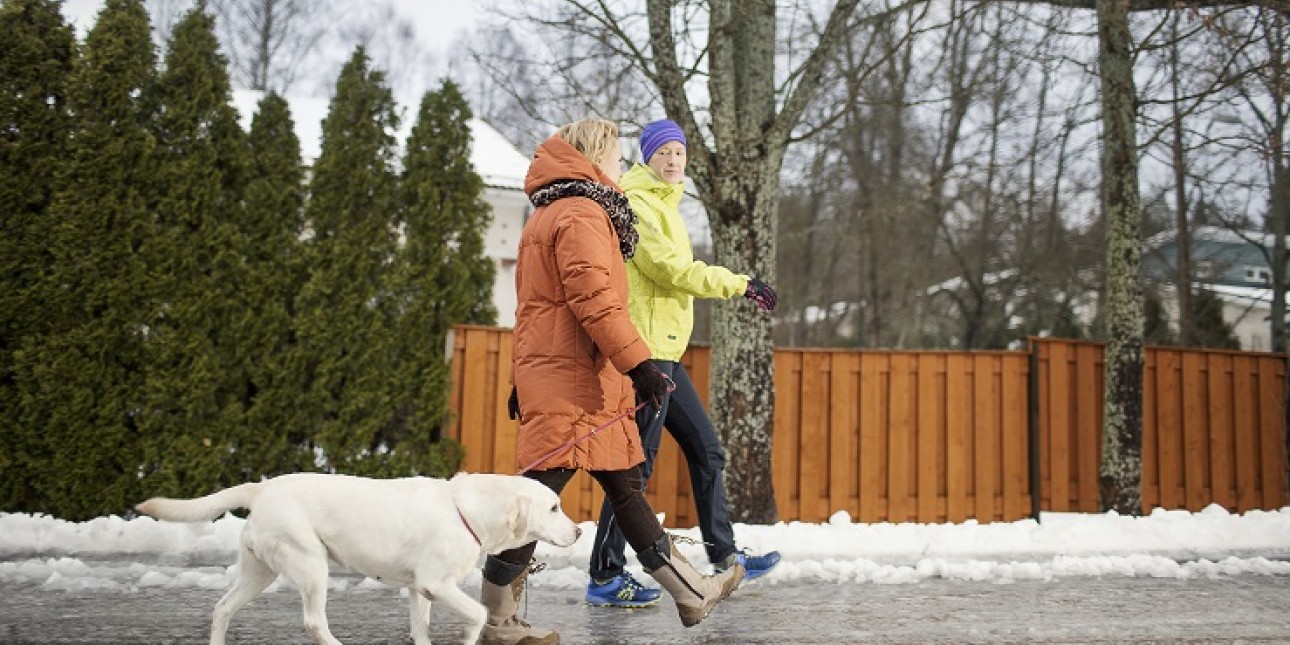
xmin=457 ymin=507 xmax=481 ymax=546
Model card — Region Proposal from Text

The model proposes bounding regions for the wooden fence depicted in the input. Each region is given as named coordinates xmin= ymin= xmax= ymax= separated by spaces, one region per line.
xmin=1033 ymin=338 xmax=1287 ymax=514
xmin=448 ymin=325 xmax=1287 ymax=526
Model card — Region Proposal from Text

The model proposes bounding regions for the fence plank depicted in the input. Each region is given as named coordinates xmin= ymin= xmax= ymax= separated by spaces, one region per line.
xmin=1258 ymin=357 xmax=1287 ymax=509
xmin=971 ymin=355 xmax=996 ymax=521
xmin=1232 ymin=355 xmax=1259 ymax=511
xmin=1036 ymin=343 xmax=1052 ymax=510
xmin=917 ymin=354 xmax=943 ymax=522
xmin=1142 ymin=350 xmax=1159 ymax=510
xmin=773 ymin=351 xmax=802 ymax=522
xmin=490 ymin=332 xmax=516 ymax=474
xmin=1182 ymin=351 xmax=1210 ymax=509
xmin=1075 ymin=343 xmax=1101 ymax=512
xmin=1048 ymin=342 xmax=1071 ymax=511
xmin=1001 ymin=355 xmax=1028 ymax=520
xmin=1155 ymin=350 xmax=1184 ymax=510
xmin=830 ymin=353 xmax=860 ymax=519
xmin=859 ymin=354 xmax=885 ymax=522
xmin=1207 ymin=353 xmax=1235 ymax=510
xmin=459 ymin=328 xmax=491 ymax=473
xmin=946 ymin=354 xmax=970 ymax=523
xmin=889 ymin=354 xmax=915 ymax=522
xmin=801 ymin=352 xmax=829 ymax=522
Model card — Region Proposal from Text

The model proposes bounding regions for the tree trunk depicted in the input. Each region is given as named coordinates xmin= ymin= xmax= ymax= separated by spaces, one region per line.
xmin=1096 ymin=0 xmax=1145 ymax=515
xmin=1169 ymin=13 xmax=1193 ymax=346
xmin=646 ymin=0 xmax=862 ymax=521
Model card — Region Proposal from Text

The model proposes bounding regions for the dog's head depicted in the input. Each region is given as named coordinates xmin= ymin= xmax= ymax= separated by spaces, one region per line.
xmin=507 ymin=478 xmax=581 ymax=548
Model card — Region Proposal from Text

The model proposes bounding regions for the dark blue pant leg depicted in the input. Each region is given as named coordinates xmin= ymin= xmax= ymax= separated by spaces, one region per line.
xmin=662 ymin=363 xmax=737 ymax=564
xmin=587 ymin=360 xmax=674 ymax=579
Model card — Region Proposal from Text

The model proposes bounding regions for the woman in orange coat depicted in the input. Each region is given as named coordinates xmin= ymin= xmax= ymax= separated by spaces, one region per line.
xmin=479 ymin=118 xmax=743 ymax=645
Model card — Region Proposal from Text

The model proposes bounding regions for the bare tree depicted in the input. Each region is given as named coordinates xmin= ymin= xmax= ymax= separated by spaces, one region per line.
xmin=489 ymin=0 xmax=911 ymax=521
xmin=208 ymin=0 xmax=336 ymax=92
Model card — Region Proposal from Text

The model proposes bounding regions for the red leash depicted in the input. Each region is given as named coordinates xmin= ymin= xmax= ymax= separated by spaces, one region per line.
xmin=515 ymin=400 xmax=649 ymax=475
xmin=515 ymin=376 xmax=675 ymax=476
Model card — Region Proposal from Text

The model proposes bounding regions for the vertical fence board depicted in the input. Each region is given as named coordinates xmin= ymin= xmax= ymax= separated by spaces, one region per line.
xmin=1182 ymin=352 xmax=1211 ymax=508
xmin=1048 ymin=342 xmax=1071 ymax=511
xmin=1258 ymin=358 xmax=1287 ymax=509
xmin=800 ymin=353 xmax=829 ymax=522
xmin=492 ymin=337 xmax=516 ymax=474
xmin=1206 ymin=353 xmax=1235 ymax=510
xmin=459 ymin=328 xmax=491 ymax=473
xmin=1074 ymin=343 xmax=1100 ymax=512
xmin=917 ymin=354 xmax=943 ymax=522
xmin=889 ymin=354 xmax=915 ymax=522
xmin=1036 ymin=343 xmax=1052 ymax=509
xmin=1142 ymin=350 xmax=1159 ymax=510
xmin=830 ymin=353 xmax=860 ymax=519
xmin=1155 ymin=350 xmax=1184 ymax=509
xmin=773 ymin=351 xmax=802 ymax=523
xmin=859 ymin=354 xmax=885 ymax=522
xmin=1232 ymin=356 xmax=1259 ymax=511
xmin=971 ymin=355 xmax=996 ymax=521
xmin=946 ymin=355 xmax=970 ymax=523
xmin=1001 ymin=355 xmax=1029 ymax=520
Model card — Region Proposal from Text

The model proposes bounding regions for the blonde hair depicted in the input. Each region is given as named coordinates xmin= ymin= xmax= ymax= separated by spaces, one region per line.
xmin=555 ymin=118 xmax=619 ymax=166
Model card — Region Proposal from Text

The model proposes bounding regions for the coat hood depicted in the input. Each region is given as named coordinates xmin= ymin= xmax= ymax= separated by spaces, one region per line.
xmin=619 ymin=163 xmax=684 ymax=209
xmin=524 ymin=135 xmax=620 ymax=196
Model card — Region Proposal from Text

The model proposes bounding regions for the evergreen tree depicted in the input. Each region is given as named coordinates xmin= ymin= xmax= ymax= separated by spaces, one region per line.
xmin=296 ymin=47 xmax=407 ymax=475
xmin=138 ymin=2 xmax=252 ymax=498
xmin=0 ymin=0 xmax=77 ymax=511
xmin=7 ymin=0 xmax=160 ymax=518
xmin=239 ymin=91 xmax=313 ymax=476
xmin=385 ymin=79 xmax=493 ymax=470
xmin=1187 ymin=288 xmax=1240 ymax=350
xmin=0 ymin=0 xmax=76 ymax=346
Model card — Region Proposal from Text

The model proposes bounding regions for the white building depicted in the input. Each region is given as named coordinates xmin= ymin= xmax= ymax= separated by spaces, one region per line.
xmin=232 ymin=90 xmax=532 ymax=328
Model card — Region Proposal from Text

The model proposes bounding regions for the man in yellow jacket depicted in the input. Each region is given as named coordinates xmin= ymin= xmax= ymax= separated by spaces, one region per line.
xmin=584 ymin=119 xmax=781 ymax=608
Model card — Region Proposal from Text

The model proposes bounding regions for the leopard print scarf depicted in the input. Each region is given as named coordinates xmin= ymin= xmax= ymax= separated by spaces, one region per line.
xmin=528 ymin=180 xmax=638 ymax=260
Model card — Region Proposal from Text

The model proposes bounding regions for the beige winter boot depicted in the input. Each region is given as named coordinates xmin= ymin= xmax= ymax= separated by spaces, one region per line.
xmin=479 ymin=566 xmax=559 ymax=645
xmin=639 ymin=534 xmax=745 ymax=627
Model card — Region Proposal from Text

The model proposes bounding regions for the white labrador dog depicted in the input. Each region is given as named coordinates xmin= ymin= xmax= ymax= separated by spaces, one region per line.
xmin=135 ymin=472 xmax=580 ymax=645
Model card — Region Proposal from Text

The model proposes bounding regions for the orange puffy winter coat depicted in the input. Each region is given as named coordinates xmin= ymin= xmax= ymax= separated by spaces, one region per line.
xmin=511 ymin=136 xmax=652 ymax=473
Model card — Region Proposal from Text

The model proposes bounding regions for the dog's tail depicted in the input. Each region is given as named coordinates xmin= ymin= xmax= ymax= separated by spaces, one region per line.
xmin=135 ymin=482 xmax=262 ymax=522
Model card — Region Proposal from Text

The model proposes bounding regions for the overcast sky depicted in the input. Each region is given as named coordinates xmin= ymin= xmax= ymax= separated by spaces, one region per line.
xmin=59 ymin=0 xmax=485 ymax=102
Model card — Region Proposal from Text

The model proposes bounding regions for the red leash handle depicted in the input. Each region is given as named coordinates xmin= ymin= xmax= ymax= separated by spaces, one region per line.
xmin=514 ymin=375 xmax=675 ymax=476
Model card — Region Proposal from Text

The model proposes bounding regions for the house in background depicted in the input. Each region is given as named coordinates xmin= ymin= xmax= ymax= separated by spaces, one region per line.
xmin=468 ymin=123 xmax=531 ymax=327
xmin=233 ymin=90 xmax=532 ymax=328
xmin=1143 ymin=226 xmax=1281 ymax=351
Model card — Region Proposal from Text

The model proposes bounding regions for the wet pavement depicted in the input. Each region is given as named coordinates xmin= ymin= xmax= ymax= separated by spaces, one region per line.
xmin=3 ymin=569 xmax=1290 ymax=644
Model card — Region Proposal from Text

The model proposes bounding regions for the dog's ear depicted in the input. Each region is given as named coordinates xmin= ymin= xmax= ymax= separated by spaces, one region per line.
xmin=507 ymin=494 xmax=531 ymax=540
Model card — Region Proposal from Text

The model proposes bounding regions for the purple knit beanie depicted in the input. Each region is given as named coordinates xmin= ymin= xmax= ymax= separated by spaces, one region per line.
xmin=639 ymin=119 xmax=687 ymax=163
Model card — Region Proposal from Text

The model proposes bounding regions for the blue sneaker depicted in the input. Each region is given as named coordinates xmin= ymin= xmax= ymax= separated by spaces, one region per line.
xmin=717 ymin=549 xmax=781 ymax=581
xmin=585 ymin=571 xmax=662 ymax=607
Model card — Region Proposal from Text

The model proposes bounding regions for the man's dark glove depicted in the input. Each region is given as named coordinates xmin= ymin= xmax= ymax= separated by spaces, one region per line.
xmin=744 ymin=277 xmax=778 ymax=311
xmin=627 ymin=360 xmax=670 ymax=409
xmin=507 ymin=385 xmax=521 ymax=421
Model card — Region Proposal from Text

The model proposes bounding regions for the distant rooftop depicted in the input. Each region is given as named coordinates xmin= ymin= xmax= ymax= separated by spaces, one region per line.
xmin=231 ymin=89 xmax=530 ymax=191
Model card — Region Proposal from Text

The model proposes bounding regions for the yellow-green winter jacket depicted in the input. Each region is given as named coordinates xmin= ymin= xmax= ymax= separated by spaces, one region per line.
xmin=622 ymin=164 xmax=749 ymax=361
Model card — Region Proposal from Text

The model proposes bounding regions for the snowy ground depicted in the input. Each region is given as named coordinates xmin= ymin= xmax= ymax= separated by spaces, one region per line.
xmin=3 ymin=504 xmax=1290 ymax=592
xmin=3 ymin=505 xmax=1290 ymax=643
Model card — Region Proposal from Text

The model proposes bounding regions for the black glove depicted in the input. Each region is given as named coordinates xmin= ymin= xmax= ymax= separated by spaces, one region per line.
xmin=507 ymin=385 xmax=521 ymax=421
xmin=627 ymin=360 xmax=670 ymax=409
xmin=744 ymin=277 xmax=777 ymax=311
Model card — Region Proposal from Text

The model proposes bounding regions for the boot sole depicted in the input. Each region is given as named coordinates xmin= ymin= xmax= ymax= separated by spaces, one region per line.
xmin=585 ymin=598 xmax=662 ymax=608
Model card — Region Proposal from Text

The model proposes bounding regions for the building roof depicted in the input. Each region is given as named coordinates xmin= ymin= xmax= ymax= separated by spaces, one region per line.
xmin=231 ymin=89 xmax=529 ymax=191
